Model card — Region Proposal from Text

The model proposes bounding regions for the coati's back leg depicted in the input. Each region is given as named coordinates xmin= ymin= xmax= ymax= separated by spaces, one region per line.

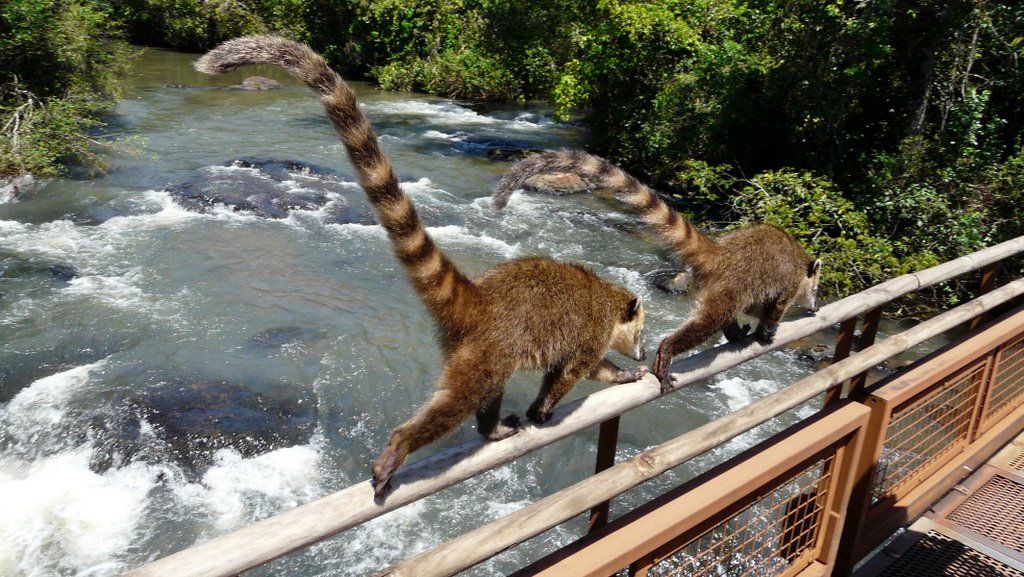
xmin=527 ymin=356 xmax=599 ymax=424
xmin=476 ymin=391 xmax=521 ymax=441
xmin=723 ymin=319 xmax=751 ymax=343
xmin=372 ymin=358 xmax=514 ymax=498
xmin=754 ymin=296 xmax=793 ymax=343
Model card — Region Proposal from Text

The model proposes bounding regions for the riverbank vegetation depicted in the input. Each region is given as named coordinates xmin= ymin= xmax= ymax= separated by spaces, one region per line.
xmin=2 ymin=0 xmax=1021 ymax=310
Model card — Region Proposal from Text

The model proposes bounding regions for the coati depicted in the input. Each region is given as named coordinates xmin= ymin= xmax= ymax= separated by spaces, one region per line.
xmin=195 ymin=37 xmax=648 ymax=498
xmin=492 ymin=150 xmax=821 ymax=391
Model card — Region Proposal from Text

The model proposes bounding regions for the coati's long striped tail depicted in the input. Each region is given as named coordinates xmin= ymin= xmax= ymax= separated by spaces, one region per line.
xmin=196 ymin=36 xmax=476 ymax=330
xmin=493 ymin=150 xmax=717 ymax=265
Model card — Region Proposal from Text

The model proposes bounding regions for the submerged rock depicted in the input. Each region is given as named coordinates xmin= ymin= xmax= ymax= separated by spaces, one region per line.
xmin=49 ymin=264 xmax=79 ymax=281
xmin=133 ymin=379 xmax=318 ymax=475
xmin=164 ymin=157 xmax=375 ymax=222
xmin=232 ymin=76 xmax=281 ymax=90
xmin=648 ymin=269 xmax=691 ymax=294
xmin=448 ymin=132 xmax=543 ymax=161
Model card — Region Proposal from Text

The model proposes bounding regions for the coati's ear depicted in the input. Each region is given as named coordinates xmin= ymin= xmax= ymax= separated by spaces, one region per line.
xmin=808 ymin=259 xmax=823 ymax=277
xmin=625 ymin=295 xmax=643 ymax=321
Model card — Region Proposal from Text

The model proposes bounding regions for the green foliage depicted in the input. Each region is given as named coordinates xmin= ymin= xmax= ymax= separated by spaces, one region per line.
xmin=109 ymin=0 xmax=268 ymax=49
xmin=1 ymin=0 xmax=134 ymax=177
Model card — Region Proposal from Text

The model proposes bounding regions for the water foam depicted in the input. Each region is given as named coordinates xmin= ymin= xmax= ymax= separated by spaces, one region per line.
xmin=605 ymin=266 xmax=651 ymax=299
xmin=711 ymin=376 xmax=780 ymax=413
xmin=428 ymin=225 xmax=519 ymax=259
xmin=0 ymin=449 xmax=156 ymax=577
xmin=0 ymin=362 xmax=157 ymax=577
xmin=171 ymin=444 xmax=322 ymax=532
xmin=363 ymin=100 xmax=545 ymax=131
xmin=3 ymin=362 xmax=106 ymax=432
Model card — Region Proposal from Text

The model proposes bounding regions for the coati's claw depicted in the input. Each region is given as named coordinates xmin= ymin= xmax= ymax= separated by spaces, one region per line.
xmin=659 ymin=375 xmax=674 ymax=394
xmin=371 ymin=477 xmax=391 ymax=500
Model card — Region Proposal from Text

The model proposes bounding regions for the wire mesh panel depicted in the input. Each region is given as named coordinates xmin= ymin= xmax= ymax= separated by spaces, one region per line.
xmin=645 ymin=456 xmax=835 ymax=577
xmin=870 ymin=360 xmax=987 ymax=504
xmin=978 ymin=334 xmax=1024 ymax=434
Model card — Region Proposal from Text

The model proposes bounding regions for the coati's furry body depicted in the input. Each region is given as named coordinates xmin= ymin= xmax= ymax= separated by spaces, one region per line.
xmin=196 ymin=38 xmax=647 ymax=498
xmin=493 ymin=150 xmax=821 ymax=390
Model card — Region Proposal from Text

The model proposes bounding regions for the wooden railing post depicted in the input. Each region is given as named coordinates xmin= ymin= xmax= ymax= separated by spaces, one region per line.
xmin=970 ymin=261 xmax=1002 ymax=331
xmin=827 ymin=306 xmax=883 ymax=404
xmin=588 ymin=416 xmax=621 ymax=533
xmin=847 ymin=307 xmax=884 ymax=398
xmin=825 ymin=317 xmax=860 ymax=405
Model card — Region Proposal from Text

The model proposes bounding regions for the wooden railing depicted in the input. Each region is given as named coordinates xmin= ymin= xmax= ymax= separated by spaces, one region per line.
xmin=503 ymin=303 xmax=1024 ymax=577
xmin=121 ymin=236 xmax=1024 ymax=577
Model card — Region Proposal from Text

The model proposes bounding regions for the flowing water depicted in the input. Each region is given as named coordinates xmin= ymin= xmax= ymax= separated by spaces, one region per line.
xmin=0 ymin=48 xmax=929 ymax=576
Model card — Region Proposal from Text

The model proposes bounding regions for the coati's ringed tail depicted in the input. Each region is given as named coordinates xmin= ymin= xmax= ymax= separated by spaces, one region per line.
xmin=197 ymin=37 xmax=649 ymax=500
xmin=494 ymin=150 xmax=822 ymax=391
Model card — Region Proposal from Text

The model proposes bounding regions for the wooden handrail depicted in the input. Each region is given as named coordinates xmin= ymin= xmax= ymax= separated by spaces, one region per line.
xmin=120 ymin=235 xmax=1024 ymax=577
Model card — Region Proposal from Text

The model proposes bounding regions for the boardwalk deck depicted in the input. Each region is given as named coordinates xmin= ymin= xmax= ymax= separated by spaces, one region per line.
xmin=856 ymin=431 xmax=1024 ymax=576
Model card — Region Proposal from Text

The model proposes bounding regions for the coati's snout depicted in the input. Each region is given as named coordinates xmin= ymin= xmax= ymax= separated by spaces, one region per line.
xmin=612 ymin=295 xmax=646 ymax=361
xmin=796 ymin=259 xmax=823 ymax=312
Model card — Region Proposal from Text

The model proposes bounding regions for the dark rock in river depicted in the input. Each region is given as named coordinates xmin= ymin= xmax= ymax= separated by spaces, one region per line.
xmin=448 ymin=132 xmax=544 ymax=161
xmin=134 ymin=379 xmax=318 ymax=475
xmin=231 ymin=76 xmax=282 ymax=91
xmin=164 ymin=157 xmax=375 ymax=222
xmin=49 ymin=264 xmax=79 ymax=281
xmin=647 ymin=269 xmax=691 ymax=294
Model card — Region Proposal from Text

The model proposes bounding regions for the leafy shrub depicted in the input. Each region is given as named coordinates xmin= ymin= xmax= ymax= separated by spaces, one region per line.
xmin=418 ymin=48 xmax=519 ymax=101
xmin=1 ymin=0 xmax=134 ymax=177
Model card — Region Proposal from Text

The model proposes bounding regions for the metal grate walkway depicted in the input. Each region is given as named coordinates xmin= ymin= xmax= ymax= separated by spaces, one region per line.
xmin=857 ymin=432 xmax=1024 ymax=576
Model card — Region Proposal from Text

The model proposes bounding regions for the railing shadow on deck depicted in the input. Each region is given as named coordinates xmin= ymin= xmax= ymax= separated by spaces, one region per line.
xmin=120 ymin=235 xmax=1024 ymax=577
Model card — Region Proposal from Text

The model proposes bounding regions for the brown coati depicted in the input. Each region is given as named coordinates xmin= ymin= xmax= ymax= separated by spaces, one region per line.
xmin=492 ymin=150 xmax=821 ymax=391
xmin=195 ymin=37 xmax=648 ymax=499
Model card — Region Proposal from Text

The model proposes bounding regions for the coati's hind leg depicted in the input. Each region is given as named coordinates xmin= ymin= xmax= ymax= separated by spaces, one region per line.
xmin=723 ymin=319 xmax=751 ymax=343
xmin=527 ymin=357 xmax=597 ymax=424
xmin=754 ymin=297 xmax=792 ymax=344
xmin=476 ymin=391 xmax=521 ymax=441
xmin=372 ymin=359 xmax=513 ymax=499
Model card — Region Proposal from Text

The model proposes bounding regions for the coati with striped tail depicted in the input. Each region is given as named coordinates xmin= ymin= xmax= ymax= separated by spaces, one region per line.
xmin=195 ymin=37 xmax=648 ymax=499
xmin=492 ymin=150 xmax=821 ymax=391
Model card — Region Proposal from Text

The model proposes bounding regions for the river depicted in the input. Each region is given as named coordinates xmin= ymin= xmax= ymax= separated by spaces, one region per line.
xmin=1 ymin=47 xmax=871 ymax=576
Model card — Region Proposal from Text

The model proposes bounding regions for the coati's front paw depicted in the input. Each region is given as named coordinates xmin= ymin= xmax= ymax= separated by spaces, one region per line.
xmin=371 ymin=447 xmax=399 ymax=500
xmin=652 ymin=348 xmax=672 ymax=391
xmin=628 ymin=365 xmax=650 ymax=381
xmin=723 ymin=322 xmax=752 ymax=343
